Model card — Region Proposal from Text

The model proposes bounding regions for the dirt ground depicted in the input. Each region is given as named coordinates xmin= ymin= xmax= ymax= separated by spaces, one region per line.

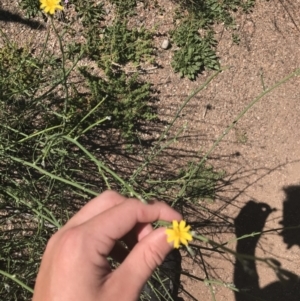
xmin=136 ymin=1 xmax=300 ymax=298
xmin=1 ymin=0 xmax=300 ymax=300
xmin=162 ymin=1 xmax=300 ymax=300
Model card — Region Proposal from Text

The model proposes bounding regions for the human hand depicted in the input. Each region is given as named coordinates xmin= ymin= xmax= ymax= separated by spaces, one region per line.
xmin=32 ymin=190 xmax=181 ymax=301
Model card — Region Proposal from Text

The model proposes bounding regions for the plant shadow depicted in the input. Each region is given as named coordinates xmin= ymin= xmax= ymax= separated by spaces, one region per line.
xmin=0 ymin=9 xmax=44 ymax=29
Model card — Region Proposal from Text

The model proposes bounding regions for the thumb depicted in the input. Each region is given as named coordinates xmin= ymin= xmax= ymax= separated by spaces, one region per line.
xmin=110 ymin=227 xmax=173 ymax=299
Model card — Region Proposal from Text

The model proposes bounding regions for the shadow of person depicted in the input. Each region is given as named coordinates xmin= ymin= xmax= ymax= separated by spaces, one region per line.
xmin=279 ymin=186 xmax=300 ymax=248
xmin=234 ymin=196 xmax=300 ymax=301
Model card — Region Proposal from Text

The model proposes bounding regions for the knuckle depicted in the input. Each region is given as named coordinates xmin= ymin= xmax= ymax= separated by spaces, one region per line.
xmin=100 ymin=190 xmax=116 ymax=197
xmin=51 ymin=227 xmax=85 ymax=256
xmin=100 ymin=190 xmax=122 ymax=200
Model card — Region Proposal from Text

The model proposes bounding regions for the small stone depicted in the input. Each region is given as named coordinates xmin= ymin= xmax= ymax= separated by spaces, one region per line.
xmin=161 ymin=39 xmax=170 ymax=50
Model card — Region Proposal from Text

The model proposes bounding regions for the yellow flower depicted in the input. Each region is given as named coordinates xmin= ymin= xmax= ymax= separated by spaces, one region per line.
xmin=165 ymin=220 xmax=193 ymax=249
xmin=40 ymin=0 xmax=64 ymax=15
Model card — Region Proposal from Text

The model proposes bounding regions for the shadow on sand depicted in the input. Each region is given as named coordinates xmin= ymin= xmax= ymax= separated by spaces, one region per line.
xmin=0 ymin=9 xmax=44 ymax=29
xmin=234 ymin=186 xmax=300 ymax=301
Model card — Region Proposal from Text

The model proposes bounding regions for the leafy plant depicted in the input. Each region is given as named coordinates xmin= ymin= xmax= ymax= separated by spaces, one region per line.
xmin=171 ymin=20 xmax=219 ymax=80
xmin=170 ymin=0 xmax=257 ymax=78
xmin=2 ymin=1 xmax=285 ymax=301
xmin=0 ymin=43 xmax=43 ymax=103
xmin=19 ymin=0 xmax=41 ymax=18
xmin=175 ymin=0 xmax=256 ymax=21
xmin=223 ymin=0 xmax=256 ymax=13
xmin=97 ymin=20 xmax=154 ymax=67
xmin=74 ymin=0 xmax=105 ymax=27
xmin=79 ymin=67 xmax=156 ymax=140
xmin=109 ymin=0 xmax=137 ymax=16
xmin=177 ymin=163 xmax=224 ymax=203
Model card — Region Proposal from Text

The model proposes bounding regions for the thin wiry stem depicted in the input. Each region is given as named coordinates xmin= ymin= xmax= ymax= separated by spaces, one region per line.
xmin=0 ymin=270 xmax=34 ymax=293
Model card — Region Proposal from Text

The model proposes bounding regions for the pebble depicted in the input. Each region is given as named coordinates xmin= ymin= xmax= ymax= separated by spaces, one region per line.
xmin=161 ymin=39 xmax=170 ymax=50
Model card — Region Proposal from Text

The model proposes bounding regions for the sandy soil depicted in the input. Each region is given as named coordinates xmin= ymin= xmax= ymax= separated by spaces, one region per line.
xmin=1 ymin=0 xmax=300 ymax=300
xmin=161 ymin=1 xmax=300 ymax=300
xmin=135 ymin=1 xmax=300 ymax=299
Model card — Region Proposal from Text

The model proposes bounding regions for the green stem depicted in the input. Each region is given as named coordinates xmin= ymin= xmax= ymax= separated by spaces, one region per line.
xmin=32 ymin=48 xmax=83 ymax=112
xmin=0 ymin=124 xmax=27 ymax=137
xmin=18 ymin=125 xmax=62 ymax=143
xmin=8 ymin=155 xmax=98 ymax=196
xmin=131 ymin=70 xmax=221 ymax=182
xmin=5 ymin=190 xmax=61 ymax=228
xmin=0 ymin=270 xmax=33 ymax=293
xmin=198 ymin=67 xmax=300 ymax=171
xmin=204 ymin=279 xmax=239 ymax=292
xmin=51 ymin=17 xmax=69 ymax=121
xmin=79 ymin=117 xmax=109 ymax=137
xmin=175 ymin=67 xmax=300 ymax=204
xmin=199 ymin=247 xmax=216 ymax=301
xmin=63 ymin=136 xmax=147 ymax=203
xmin=38 ymin=25 xmax=50 ymax=63
xmin=192 ymin=233 xmax=280 ymax=270
xmin=68 ymin=96 xmax=107 ymax=137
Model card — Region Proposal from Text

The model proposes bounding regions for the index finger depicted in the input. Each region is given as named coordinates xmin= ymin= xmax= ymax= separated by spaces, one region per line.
xmin=64 ymin=190 xmax=127 ymax=230
xmin=81 ymin=198 xmax=181 ymax=257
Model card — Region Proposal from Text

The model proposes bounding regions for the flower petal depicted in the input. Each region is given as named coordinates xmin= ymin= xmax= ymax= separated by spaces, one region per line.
xmin=179 ymin=220 xmax=186 ymax=230
xmin=180 ymin=237 xmax=188 ymax=246
xmin=172 ymin=220 xmax=179 ymax=229
xmin=184 ymin=225 xmax=191 ymax=232
xmin=183 ymin=232 xmax=193 ymax=241
xmin=40 ymin=0 xmax=64 ymax=14
xmin=174 ymin=237 xmax=180 ymax=248
xmin=166 ymin=229 xmax=175 ymax=240
xmin=165 ymin=220 xmax=193 ymax=249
